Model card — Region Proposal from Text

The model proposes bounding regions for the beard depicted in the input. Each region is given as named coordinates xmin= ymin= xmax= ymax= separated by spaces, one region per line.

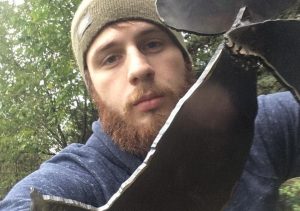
xmin=89 ymin=69 xmax=195 ymax=157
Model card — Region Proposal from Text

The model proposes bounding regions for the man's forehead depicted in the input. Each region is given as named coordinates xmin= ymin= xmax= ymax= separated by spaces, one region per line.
xmin=102 ymin=21 xmax=166 ymax=36
xmin=88 ymin=21 xmax=169 ymax=54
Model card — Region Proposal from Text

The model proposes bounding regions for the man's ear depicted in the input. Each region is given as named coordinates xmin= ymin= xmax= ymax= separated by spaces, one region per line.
xmin=83 ymin=67 xmax=95 ymax=98
xmin=186 ymin=60 xmax=193 ymax=72
xmin=184 ymin=59 xmax=197 ymax=84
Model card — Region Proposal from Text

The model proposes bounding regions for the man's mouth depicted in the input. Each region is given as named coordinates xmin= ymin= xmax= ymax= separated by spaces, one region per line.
xmin=133 ymin=94 xmax=164 ymax=112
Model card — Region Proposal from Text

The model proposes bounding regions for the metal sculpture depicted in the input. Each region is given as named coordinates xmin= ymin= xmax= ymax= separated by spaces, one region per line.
xmin=226 ymin=19 xmax=300 ymax=99
xmin=156 ymin=0 xmax=300 ymax=101
xmin=156 ymin=0 xmax=297 ymax=34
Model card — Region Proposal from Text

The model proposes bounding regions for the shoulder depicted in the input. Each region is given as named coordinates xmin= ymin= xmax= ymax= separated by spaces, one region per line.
xmin=256 ymin=91 xmax=299 ymax=126
xmin=1 ymin=124 xmax=142 ymax=210
xmin=257 ymin=91 xmax=299 ymax=110
xmin=255 ymin=91 xmax=300 ymax=146
xmin=0 ymin=142 xmax=107 ymax=210
xmin=252 ymin=91 xmax=300 ymax=178
xmin=0 ymin=134 xmax=110 ymax=210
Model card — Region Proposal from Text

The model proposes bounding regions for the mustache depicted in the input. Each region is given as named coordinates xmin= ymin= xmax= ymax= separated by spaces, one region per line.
xmin=124 ymin=84 xmax=169 ymax=112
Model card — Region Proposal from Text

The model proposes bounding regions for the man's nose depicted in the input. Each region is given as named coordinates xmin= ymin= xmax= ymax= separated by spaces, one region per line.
xmin=127 ymin=48 xmax=155 ymax=85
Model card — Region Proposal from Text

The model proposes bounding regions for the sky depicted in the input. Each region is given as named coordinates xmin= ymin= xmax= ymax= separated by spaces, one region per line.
xmin=14 ymin=0 xmax=24 ymax=5
xmin=6 ymin=0 xmax=24 ymax=5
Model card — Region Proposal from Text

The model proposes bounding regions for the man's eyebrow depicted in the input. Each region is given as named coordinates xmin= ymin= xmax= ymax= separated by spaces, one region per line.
xmin=91 ymin=41 xmax=118 ymax=61
xmin=89 ymin=27 xmax=165 ymax=61
xmin=137 ymin=27 xmax=166 ymax=37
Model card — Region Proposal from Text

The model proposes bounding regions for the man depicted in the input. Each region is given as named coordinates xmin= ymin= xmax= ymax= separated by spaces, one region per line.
xmin=0 ymin=0 xmax=299 ymax=210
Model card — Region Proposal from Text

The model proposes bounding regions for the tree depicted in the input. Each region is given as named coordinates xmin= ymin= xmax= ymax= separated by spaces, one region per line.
xmin=0 ymin=0 xmax=97 ymax=198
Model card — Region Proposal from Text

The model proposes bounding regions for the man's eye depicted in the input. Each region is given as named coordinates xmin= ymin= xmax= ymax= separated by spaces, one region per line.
xmin=103 ymin=55 xmax=121 ymax=66
xmin=143 ymin=40 xmax=163 ymax=52
xmin=147 ymin=41 xmax=161 ymax=48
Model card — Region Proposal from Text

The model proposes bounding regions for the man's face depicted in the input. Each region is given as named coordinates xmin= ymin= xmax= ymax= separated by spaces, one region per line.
xmin=86 ymin=21 xmax=194 ymax=155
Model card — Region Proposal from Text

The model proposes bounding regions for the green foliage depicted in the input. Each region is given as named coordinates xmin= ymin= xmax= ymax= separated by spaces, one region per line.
xmin=256 ymin=66 xmax=287 ymax=95
xmin=185 ymin=34 xmax=222 ymax=73
xmin=0 ymin=0 xmax=97 ymax=199
xmin=278 ymin=178 xmax=300 ymax=211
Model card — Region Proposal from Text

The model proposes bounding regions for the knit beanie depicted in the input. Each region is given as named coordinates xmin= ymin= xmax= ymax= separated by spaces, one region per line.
xmin=71 ymin=0 xmax=191 ymax=84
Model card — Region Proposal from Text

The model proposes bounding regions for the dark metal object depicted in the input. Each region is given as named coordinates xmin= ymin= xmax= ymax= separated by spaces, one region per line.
xmin=100 ymin=46 xmax=258 ymax=211
xmin=226 ymin=19 xmax=300 ymax=100
xmin=31 ymin=44 xmax=258 ymax=211
xmin=156 ymin=0 xmax=297 ymax=35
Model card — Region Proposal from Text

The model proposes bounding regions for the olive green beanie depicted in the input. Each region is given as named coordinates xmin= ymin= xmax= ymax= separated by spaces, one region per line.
xmin=71 ymin=0 xmax=190 ymax=84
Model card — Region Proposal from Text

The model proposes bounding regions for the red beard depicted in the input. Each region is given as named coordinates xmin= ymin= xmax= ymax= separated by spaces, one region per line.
xmin=89 ymin=69 xmax=195 ymax=156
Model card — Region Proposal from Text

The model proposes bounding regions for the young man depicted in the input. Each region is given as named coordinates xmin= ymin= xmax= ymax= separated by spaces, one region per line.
xmin=0 ymin=0 xmax=299 ymax=210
